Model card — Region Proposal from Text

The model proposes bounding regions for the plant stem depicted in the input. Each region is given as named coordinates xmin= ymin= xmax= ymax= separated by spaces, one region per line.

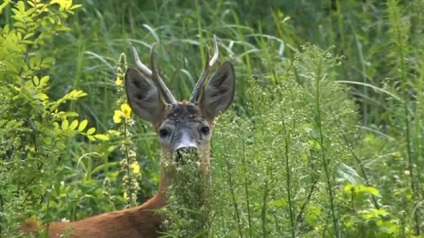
xmin=314 ymin=56 xmax=340 ymax=238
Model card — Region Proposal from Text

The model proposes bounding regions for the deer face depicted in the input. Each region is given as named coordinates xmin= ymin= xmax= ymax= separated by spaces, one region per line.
xmin=158 ymin=103 xmax=211 ymax=155
xmin=125 ymin=36 xmax=235 ymax=164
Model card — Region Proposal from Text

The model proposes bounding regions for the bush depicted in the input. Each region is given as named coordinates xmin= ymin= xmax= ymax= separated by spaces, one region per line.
xmin=0 ymin=1 xmax=122 ymax=236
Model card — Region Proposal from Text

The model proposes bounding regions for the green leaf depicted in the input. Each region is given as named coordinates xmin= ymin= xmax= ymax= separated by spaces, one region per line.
xmin=48 ymin=17 xmax=55 ymax=24
xmin=0 ymin=119 xmax=7 ymax=127
xmin=78 ymin=119 xmax=88 ymax=131
xmin=61 ymin=119 xmax=69 ymax=130
xmin=42 ymin=57 xmax=55 ymax=66
xmin=38 ymin=76 xmax=50 ymax=88
xmin=94 ymin=134 xmax=110 ymax=141
xmin=358 ymin=185 xmax=380 ymax=197
xmin=69 ymin=120 xmax=78 ymax=130
xmin=70 ymin=4 xmax=82 ymax=10
xmin=16 ymin=1 xmax=25 ymax=12
xmin=343 ymin=184 xmax=355 ymax=193
xmin=87 ymin=127 xmax=96 ymax=135
xmin=32 ymin=76 xmax=39 ymax=86
xmin=24 ymin=32 xmax=34 ymax=40
xmin=343 ymin=184 xmax=380 ymax=197
xmin=268 ymin=199 xmax=287 ymax=207
xmin=305 ymin=205 xmax=322 ymax=226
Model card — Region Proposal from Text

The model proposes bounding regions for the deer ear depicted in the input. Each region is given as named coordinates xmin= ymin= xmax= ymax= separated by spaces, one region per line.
xmin=125 ymin=67 xmax=165 ymax=123
xmin=200 ymin=62 xmax=235 ymax=120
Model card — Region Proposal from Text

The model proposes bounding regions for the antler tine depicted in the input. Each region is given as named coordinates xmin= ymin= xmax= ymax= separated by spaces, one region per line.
xmin=132 ymin=46 xmax=152 ymax=77
xmin=149 ymin=44 xmax=178 ymax=104
xmin=132 ymin=44 xmax=177 ymax=104
xmin=190 ymin=35 xmax=219 ymax=103
xmin=209 ymin=35 xmax=219 ymax=67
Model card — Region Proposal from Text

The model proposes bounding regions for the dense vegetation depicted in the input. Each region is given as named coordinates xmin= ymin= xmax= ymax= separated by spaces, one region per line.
xmin=1 ymin=0 xmax=424 ymax=237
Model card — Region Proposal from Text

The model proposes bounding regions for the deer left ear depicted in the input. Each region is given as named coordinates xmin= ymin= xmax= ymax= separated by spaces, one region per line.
xmin=125 ymin=67 xmax=165 ymax=123
xmin=199 ymin=61 xmax=235 ymax=120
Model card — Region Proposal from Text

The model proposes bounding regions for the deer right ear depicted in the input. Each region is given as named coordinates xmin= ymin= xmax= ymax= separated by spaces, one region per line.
xmin=125 ymin=67 xmax=165 ymax=123
xmin=199 ymin=62 xmax=235 ymax=120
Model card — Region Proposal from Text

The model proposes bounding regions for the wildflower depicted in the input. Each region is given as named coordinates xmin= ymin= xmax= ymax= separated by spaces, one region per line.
xmin=124 ymin=191 xmax=128 ymax=200
xmin=113 ymin=104 xmax=132 ymax=124
xmin=121 ymin=103 xmax=132 ymax=118
xmin=131 ymin=162 xmax=140 ymax=174
xmin=113 ymin=110 xmax=122 ymax=124
xmin=115 ymin=74 xmax=123 ymax=86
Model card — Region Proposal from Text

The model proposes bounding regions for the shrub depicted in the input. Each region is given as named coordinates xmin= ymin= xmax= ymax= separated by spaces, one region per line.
xmin=0 ymin=1 xmax=115 ymax=236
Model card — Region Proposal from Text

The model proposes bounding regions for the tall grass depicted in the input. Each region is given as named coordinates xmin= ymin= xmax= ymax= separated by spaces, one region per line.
xmin=210 ymin=45 xmax=357 ymax=237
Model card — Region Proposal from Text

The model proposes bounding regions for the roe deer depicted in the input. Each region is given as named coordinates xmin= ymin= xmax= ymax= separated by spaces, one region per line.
xmin=19 ymin=35 xmax=235 ymax=238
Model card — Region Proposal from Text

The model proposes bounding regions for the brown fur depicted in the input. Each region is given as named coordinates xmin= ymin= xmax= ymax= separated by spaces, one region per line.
xmin=20 ymin=194 xmax=165 ymax=238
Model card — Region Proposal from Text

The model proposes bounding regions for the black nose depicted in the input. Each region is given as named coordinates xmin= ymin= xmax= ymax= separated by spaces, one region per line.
xmin=175 ymin=146 xmax=198 ymax=164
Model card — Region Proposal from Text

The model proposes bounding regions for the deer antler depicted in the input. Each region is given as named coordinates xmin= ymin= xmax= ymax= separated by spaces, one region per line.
xmin=190 ymin=35 xmax=219 ymax=103
xmin=132 ymin=44 xmax=178 ymax=104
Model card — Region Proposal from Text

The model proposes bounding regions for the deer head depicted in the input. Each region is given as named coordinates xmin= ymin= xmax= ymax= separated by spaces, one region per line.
xmin=125 ymin=36 xmax=235 ymax=191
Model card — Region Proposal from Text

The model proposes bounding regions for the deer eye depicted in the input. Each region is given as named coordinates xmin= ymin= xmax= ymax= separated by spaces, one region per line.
xmin=200 ymin=126 xmax=210 ymax=135
xmin=159 ymin=128 xmax=170 ymax=138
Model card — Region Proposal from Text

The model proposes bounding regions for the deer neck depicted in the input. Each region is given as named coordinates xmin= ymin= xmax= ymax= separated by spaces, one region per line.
xmin=151 ymin=149 xmax=211 ymax=203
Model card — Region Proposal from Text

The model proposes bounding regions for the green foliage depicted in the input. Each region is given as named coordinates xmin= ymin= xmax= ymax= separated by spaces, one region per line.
xmin=210 ymin=44 xmax=359 ymax=237
xmin=160 ymin=151 xmax=212 ymax=237
xmin=0 ymin=1 xmax=119 ymax=236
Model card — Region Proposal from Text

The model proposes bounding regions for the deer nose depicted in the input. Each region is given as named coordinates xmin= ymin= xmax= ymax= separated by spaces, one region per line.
xmin=175 ymin=146 xmax=198 ymax=154
xmin=175 ymin=132 xmax=197 ymax=152
xmin=175 ymin=143 xmax=198 ymax=151
xmin=175 ymin=146 xmax=198 ymax=165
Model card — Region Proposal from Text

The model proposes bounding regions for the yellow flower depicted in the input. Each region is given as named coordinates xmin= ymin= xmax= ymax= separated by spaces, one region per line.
xmin=131 ymin=162 xmax=140 ymax=174
xmin=115 ymin=75 xmax=123 ymax=86
xmin=113 ymin=104 xmax=131 ymax=123
xmin=121 ymin=103 xmax=132 ymax=118
xmin=113 ymin=110 xmax=122 ymax=124
xmin=123 ymin=191 xmax=128 ymax=199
